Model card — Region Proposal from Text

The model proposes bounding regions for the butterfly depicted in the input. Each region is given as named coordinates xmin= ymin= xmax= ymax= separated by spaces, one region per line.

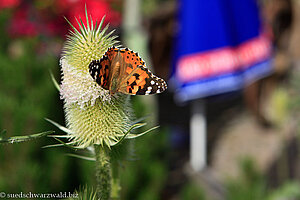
xmin=89 ymin=46 xmax=167 ymax=95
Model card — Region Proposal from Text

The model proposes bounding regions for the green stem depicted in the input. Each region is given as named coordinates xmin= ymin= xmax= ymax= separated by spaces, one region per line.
xmin=111 ymin=162 xmax=121 ymax=199
xmin=95 ymin=145 xmax=111 ymax=200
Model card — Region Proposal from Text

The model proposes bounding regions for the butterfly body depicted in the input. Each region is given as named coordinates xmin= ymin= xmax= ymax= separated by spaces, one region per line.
xmin=89 ymin=46 xmax=167 ymax=95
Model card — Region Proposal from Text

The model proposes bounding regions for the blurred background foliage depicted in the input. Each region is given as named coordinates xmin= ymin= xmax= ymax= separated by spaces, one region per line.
xmin=1 ymin=0 xmax=300 ymax=200
xmin=0 ymin=4 xmax=76 ymax=194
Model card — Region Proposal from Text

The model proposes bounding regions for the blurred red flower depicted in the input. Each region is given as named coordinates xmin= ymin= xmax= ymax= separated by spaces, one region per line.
xmin=8 ymin=7 xmax=38 ymax=38
xmin=0 ymin=0 xmax=20 ymax=9
xmin=57 ymin=0 xmax=121 ymax=30
xmin=6 ymin=0 xmax=121 ymax=38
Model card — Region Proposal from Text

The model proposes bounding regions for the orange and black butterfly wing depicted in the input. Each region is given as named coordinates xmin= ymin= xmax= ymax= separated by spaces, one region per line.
xmin=89 ymin=46 xmax=123 ymax=91
xmin=119 ymin=64 xmax=167 ymax=95
xmin=101 ymin=46 xmax=145 ymax=77
xmin=89 ymin=46 xmax=122 ymax=90
xmin=89 ymin=46 xmax=167 ymax=95
xmin=89 ymin=56 xmax=111 ymax=90
xmin=115 ymin=47 xmax=167 ymax=95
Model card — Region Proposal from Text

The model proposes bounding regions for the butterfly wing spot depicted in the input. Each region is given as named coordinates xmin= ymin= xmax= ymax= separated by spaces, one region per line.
xmin=130 ymin=81 xmax=137 ymax=88
xmin=133 ymin=73 xmax=140 ymax=79
xmin=127 ymin=84 xmax=140 ymax=95
xmin=145 ymin=86 xmax=153 ymax=95
xmin=125 ymin=65 xmax=134 ymax=74
xmin=127 ymin=76 xmax=136 ymax=86
xmin=132 ymin=68 xmax=148 ymax=87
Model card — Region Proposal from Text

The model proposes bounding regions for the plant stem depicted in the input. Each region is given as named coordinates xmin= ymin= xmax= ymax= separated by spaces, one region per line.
xmin=95 ymin=144 xmax=111 ymax=200
xmin=111 ymin=161 xmax=121 ymax=199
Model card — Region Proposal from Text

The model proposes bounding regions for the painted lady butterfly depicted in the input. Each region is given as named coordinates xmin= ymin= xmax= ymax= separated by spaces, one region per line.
xmin=89 ymin=46 xmax=167 ymax=95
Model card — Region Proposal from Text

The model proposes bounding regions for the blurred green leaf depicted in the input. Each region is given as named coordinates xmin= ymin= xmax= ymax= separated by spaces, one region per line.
xmin=45 ymin=118 xmax=74 ymax=134
xmin=49 ymin=70 xmax=60 ymax=91
xmin=66 ymin=153 xmax=95 ymax=162
xmin=43 ymin=137 xmax=78 ymax=150
xmin=126 ymin=125 xmax=159 ymax=139
xmin=267 ymin=182 xmax=300 ymax=200
xmin=0 ymin=130 xmax=54 ymax=144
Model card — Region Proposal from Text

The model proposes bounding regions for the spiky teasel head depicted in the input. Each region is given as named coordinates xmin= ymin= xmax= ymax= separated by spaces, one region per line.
xmin=59 ymin=11 xmax=135 ymax=148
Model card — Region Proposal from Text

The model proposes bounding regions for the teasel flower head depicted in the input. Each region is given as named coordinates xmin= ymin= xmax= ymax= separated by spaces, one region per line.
xmin=56 ymin=11 xmax=150 ymax=149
